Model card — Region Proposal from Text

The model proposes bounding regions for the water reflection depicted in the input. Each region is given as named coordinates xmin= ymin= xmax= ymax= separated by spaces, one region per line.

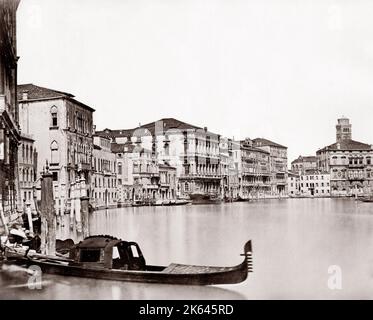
xmin=2 ymin=198 xmax=373 ymax=299
xmin=0 ymin=274 xmax=246 ymax=300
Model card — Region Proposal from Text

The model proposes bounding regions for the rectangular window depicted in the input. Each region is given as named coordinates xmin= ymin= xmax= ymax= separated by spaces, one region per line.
xmin=52 ymin=172 xmax=58 ymax=181
xmin=79 ymin=249 xmax=101 ymax=263
xmin=52 ymin=113 xmax=58 ymax=126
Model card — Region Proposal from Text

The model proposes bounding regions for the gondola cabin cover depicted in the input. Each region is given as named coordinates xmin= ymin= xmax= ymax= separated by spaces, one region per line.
xmin=69 ymin=235 xmax=146 ymax=270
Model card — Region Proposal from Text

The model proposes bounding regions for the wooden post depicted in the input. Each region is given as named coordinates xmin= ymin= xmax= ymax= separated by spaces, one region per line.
xmin=40 ymin=167 xmax=56 ymax=255
xmin=75 ymin=178 xmax=82 ymax=233
xmin=79 ymin=175 xmax=90 ymax=238
xmin=26 ymin=202 xmax=33 ymax=234
xmin=80 ymin=196 xmax=89 ymax=239
xmin=0 ymin=202 xmax=9 ymax=235
xmin=69 ymin=182 xmax=75 ymax=230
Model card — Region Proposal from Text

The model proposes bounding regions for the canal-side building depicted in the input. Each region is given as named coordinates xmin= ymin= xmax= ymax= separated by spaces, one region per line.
xmin=299 ymin=171 xmax=330 ymax=197
xmin=253 ymin=138 xmax=288 ymax=197
xmin=158 ymin=164 xmax=177 ymax=202
xmin=287 ymin=171 xmax=300 ymax=197
xmin=227 ymin=140 xmax=240 ymax=200
xmin=18 ymin=133 xmax=37 ymax=206
xmin=235 ymin=139 xmax=271 ymax=199
xmin=18 ymin=84 xmax=95 ymax=214
xmin=98 ymin=118 xmax=222 ymax=199
xmin=0 ymin=0 xmax=21 ymax=218
xmin=112 ymin=143 xmax=134 ymax=206
xmin=130 ymin=147 xmax=160 ymax=204
xmin=291 ymin=156 xmax=317 ymax=175
xmin=219 ymin=137 xmax=230 ymax=200
xmin=317 ymin=117 xmax=373 ymax=197
xmin=111 ymin=142 xmax=161 ymax=205
xmin=91 ymin=134 xmax=117 ymax=209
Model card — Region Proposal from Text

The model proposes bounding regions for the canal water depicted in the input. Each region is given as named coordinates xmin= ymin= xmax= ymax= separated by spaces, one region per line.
xmin=1 ymin=198 xmax=373 ymax=299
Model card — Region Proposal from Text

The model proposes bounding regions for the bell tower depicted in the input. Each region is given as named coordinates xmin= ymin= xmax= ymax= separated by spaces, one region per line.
xmin=336 ymin=117 xmax=351 ymax=142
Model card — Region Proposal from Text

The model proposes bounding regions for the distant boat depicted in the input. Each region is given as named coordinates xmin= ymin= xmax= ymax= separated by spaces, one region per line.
xmin=3 ymin=235 xmax=253 ymax=286
xmin=154 ymin=200 xmax=191 ymax=206
xmin=236 ymin=196 xmax=250 ymax=202
xmin=358 ymin=196 xmax=373 ymax=203
xmin=189 ymin=193 xmax=222 ymax=205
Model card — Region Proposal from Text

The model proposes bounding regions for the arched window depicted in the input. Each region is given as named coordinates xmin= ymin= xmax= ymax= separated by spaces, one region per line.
xmin=51 ymin=106 xmax=58 ymax=127
xmin=26 ymin=145 xmax=29 ymax=163
xmin=51 ymin=141 xmax=59 ymax=164
xmin=118 ymin=162 xmax=122 ymax=175
xmin=185 ymin=182 xmax=189 ymax=191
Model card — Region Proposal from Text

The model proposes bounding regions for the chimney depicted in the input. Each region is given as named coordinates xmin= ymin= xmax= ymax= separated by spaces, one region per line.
xmin=204 ymin=127 xmax=208 ymax=132
xmin=22 ymin=90 xmax=29 ymax=100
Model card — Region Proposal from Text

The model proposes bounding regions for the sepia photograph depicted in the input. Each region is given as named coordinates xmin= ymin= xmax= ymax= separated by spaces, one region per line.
xmin=1 ymin=0 xmax=373 ymax=306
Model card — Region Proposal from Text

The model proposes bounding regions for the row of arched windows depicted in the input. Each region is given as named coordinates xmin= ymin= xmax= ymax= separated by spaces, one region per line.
xmin=19 ymin=167 xmax=34 ymax=183
xmin=21 ymin=143 xmax=34 ymax=164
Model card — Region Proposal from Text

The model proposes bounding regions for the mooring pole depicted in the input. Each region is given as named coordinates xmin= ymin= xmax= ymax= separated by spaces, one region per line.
xmin=40 ymin=164 xmax=56 ymax=255
xmin=80 ymin=175 xmax=89 ymax=239
xmin=0 ymin=202 xmax=9 ymax=235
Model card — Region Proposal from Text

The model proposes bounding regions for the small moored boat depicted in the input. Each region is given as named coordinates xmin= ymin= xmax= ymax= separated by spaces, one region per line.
xmin=3 ymin=235 xmax=253 ymax=286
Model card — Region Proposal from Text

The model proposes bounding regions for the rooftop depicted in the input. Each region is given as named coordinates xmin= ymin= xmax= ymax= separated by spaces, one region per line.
xmin=17 ymin=84 xmax=95 ymax=112
xmin=97 ymin=118 xmax=218 ymax=139
xmin=240 ymin=140 xmax=270 ymax=154
xmin=317 ymin=139 xmax=373 ymax=153
xmin=253 ymin=138 xmax=287 ymax=149
xmin=291 ymin=156 xmax=317 ymax=164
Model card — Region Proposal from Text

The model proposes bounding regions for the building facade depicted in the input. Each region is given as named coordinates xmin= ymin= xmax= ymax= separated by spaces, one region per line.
xmin=0 ymin=0 xmax=21 ymax=217
xmin=287 ymin=171 xmax=300 ymax=197
xmin=253 ymin=138 xmax=288 ymax=197
xmin=91 ymin=135 xmax=117 ymax=209
xmin=233 ymin=139 xmax=271 ymax=199
xmin=158 ymin=164 xmax=177 ymax=202
xmin=18 ymin=133 xmax=37 ymax=206
xmin=219 ymin=137 xmax=230 ymax=200
xmin=227 ymin=140 xmax=240 ymax=200
xmin=291 ymin=156 xmax=317 ymax=175
xmin=112 ymin=143 xmax=161 ymax=205
xmin=317 ymin=118 xmax=373 ymax=197
xmin=299 ymin=172 xmax=330 ymax=197
xmin=18 ymin=84 xmax=95 ymax=214
xmin=99 ymin=118 xmax=222 ymax=199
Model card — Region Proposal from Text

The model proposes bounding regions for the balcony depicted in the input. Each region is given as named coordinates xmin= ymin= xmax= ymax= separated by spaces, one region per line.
xmin=78 ymin=162 xmax=91 ymax=171
xmin=347 ymin=171 xmax=365 ymax=180
xmin=103 ymin=169 xmax=114 ymax=176
xmin=179 ymin=173 xmax=222 ymax=180
xmin=348 ymin=163 xmax=365 ymax=169
xmin=20 ymin=181 xmax=34 ymax=189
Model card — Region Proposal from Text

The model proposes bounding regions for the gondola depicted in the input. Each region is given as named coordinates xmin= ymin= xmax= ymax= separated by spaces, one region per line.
xmin=2 ymin=235 xmax=253 ymax=286
xmin=359 ymin=197 xmax=373 ymax=203
xmin=189 ymin=193 xmax=222 ymax=205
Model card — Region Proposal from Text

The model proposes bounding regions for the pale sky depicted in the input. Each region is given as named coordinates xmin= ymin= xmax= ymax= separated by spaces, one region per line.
xmin=16 ymin=0 xmax=373 ymax=163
